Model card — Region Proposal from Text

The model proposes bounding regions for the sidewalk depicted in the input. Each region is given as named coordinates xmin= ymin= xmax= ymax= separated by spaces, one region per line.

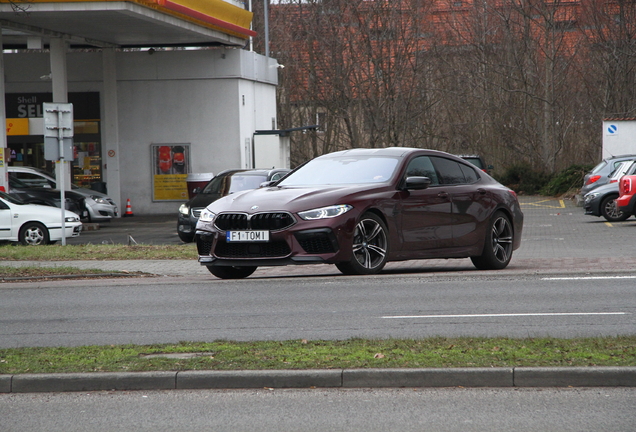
xmin=2 ymin=255 xmax=636 ymax=279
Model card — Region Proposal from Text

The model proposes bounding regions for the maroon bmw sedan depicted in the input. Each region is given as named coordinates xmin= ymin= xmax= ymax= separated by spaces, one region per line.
xmin=196 ymin=147 xmax=523 ymax=279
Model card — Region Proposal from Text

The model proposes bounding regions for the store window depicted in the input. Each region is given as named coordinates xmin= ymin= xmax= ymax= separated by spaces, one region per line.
xmin=73 ymin=141 xmax=102 ymax=188
xmin=5 ymin=92 xmax=102 ymax=187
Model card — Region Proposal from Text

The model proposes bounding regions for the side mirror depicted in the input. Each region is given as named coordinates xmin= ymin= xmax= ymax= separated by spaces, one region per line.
xmin=259 ymin=181 xmax=276 ymax=188
xmin=193 ymin=187 xmax=202 ymax=194
xmin=404 ymin=176 xmax=431 ymax=190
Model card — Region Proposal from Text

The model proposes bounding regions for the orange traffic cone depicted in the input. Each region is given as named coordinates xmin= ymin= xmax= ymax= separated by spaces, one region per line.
xmin=123 ymin=198 xmax=134 ymax=217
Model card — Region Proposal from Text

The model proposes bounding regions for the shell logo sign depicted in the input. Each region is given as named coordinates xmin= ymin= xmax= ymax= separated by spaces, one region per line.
xmin=6 ymin=118 xmax=29 ymax=135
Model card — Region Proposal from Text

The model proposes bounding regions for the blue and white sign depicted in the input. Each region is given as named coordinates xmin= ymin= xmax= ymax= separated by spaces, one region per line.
xmin=607 ymin=124 xmax=618 ymax=135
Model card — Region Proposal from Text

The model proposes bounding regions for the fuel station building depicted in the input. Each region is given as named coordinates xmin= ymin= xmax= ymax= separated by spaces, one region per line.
xmin=0 ymin=0 xmax=282 ymax=214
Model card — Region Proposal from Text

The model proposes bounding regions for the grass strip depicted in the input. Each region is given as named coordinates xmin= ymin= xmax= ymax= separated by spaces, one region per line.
xmin=1 ymin=337 xmax=634 ymax=374
xmin=0 ymin=243 xmax=197 ymax=261
xmin=0 ymin=266 xmax=145 ymax=280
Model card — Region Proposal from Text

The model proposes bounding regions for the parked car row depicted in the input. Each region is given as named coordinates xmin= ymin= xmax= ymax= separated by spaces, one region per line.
xmin=583 ymin=158 xmax=636 ymax=222
xmin=7 ymin=166 xmax=118 ymax=222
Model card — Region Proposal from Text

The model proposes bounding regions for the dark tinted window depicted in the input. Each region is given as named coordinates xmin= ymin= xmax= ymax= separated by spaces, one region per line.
xmin=459 ymin=163 xmax=479 ymax=183
xmin=431 ymin=157 xmax=466 ymax=185
xmin=201 ymin=172 xmax=267 ymax=195
xmin=405 ymin=156 xmax=439 ymax=185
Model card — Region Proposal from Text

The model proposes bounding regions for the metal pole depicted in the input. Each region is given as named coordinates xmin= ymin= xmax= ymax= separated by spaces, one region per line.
xmin=57 ymin=110 xmax=66 ymax=246
xmin=264 ymin=0 xmax=269 ymax=58
xmin=248 ymin=0 xmax=253 ymax=52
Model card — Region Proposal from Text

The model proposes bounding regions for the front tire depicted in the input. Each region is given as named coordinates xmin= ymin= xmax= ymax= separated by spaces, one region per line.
xmin=600 ymin=195 xmax=629 ymax=222
xmin=471 ymin=211 xmax=513 ymax=270
xmin=178 ymin=231 xmax=195 ymax=243
xmin=19 ymin=222 xmax=50 ymax=246
xmin=336 ymin=212 xmax=389 ymax=275
xmin=207 ymin=266 xmax=257 ymax=279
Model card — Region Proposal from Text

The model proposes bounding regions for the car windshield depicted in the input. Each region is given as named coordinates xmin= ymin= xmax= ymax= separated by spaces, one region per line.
xmin=278 ymin=156 xmax=400 ymax=186
xmin=202 ymin=173 xmax=268 ymax=195
xmin=0 ymin=191 xmax=26 ymax=205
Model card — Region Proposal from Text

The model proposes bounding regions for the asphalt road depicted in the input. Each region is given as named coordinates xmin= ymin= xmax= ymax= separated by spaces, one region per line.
xmin=1 ymin=272 xmax=635 ymax=348
xmin=2 ymin=388 xmax=635 ymax=432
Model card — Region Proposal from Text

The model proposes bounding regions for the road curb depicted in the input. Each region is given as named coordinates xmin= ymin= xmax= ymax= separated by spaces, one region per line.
xmin=3 ymin=367 xmax=636 ymax=393
xmin=342 ymin=368 xmax=514 ymax=388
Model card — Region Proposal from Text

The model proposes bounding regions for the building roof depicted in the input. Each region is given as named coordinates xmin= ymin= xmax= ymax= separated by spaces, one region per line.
xmin=0 ymin=0 xmax=255 ymax=49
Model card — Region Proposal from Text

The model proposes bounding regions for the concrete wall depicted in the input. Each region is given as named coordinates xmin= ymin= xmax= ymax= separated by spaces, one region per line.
xmin=4 ymin=48 xmax=279 ymax=214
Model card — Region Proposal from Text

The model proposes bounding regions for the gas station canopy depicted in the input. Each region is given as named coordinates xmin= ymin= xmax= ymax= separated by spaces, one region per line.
xmin=0 ymin=0 xmax=256 ymax=49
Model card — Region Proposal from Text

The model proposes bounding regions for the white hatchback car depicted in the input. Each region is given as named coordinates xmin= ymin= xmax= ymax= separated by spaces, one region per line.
xmin=7 ymin=166 xmax=118 ymax=222
xmin=0 ymin=192 xmax=83 ymax=245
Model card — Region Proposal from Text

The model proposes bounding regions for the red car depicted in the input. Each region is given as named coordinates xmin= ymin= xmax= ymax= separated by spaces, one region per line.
xmin=616 ymin=174 xmax=636 ymax=218
xmin=195 ymin=148 xmax=524 ymax=279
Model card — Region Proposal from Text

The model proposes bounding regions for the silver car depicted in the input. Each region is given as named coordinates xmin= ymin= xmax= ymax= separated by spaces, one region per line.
xmin=7 ymin=166 xmax=118 ymax=222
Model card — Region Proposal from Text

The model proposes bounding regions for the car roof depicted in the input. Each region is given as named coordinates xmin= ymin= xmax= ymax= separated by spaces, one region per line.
xmin=216 ymin=168 xmax=290 ymax=177
xmin=7 ymin=166 xmax=55 ymax=179
xmin=321 ymin=147 xmax=456 ymax=159
xmin=603 ymin=154 xmax=636 ymax=162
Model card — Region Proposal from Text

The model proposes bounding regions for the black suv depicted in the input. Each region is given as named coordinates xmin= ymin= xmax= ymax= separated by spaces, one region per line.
xmin=177 ymin=168 xmax=290 ymax=242
xmin=458 ymin=155 xmax=493 ymax=174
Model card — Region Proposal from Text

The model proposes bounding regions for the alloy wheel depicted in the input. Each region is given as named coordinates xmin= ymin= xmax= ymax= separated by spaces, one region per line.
xmin=352 ymin=217 xmax=388 ymax=270
xmin=491 ymin=216 xmax=513 ymax=264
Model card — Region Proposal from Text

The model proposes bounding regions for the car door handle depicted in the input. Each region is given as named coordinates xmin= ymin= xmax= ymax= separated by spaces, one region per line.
xmin=438 ymin=192 xmax=449 ymax=199
xmin=477 ymin=188 xmax=487 ymax=195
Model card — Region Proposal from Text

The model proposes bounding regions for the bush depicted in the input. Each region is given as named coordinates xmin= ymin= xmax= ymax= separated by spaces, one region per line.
xmin=495 ymin=164 xmax=551 ymax=195
xmin=539 ymin=164 xmax=594 ymax=196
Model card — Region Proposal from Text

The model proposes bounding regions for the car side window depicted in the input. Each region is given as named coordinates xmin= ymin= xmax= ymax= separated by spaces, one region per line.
xmin=459 ymin=163 xmax=479 ymax=183
xmin=0 ymin=200 xmax=8 ymax=210
xmin=405 ymin=156 xmax=439 ymax=186
xmin=430 ymin=157 xmax=467 ymax=185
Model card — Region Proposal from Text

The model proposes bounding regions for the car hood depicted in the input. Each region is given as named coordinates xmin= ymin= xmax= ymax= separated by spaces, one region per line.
xmin=585 ymin=182 xmax=619 ymax=196
xmin=206 ymin=184 xmax=389 ymax=214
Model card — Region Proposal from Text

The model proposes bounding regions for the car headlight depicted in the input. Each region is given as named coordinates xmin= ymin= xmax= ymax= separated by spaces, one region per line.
xmin=65 ymin=216 xmax=79 ymax=222
xmin=199 ymin=208 xmax=216 ymax=222
xmin=584 ymin=192 xmax=599 ymax=203
xmin=298 ymin=204 xmax=353 ymax=220
xmin=90 ymin=195 xmax=108 ymax=204
xmin=179 ymin=203 xmax=190 ymax=215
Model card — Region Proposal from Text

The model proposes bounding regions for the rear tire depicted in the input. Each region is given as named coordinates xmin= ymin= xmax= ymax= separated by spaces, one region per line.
xmin=336 ymin=212 xmax=389 ymax=275
xmin=600 ymin=195 xmax=629 ymax=222
xmin=19 ymin=222 xmax=50 ymax=246
xmin=207 ymin=266 xmax=257 ymax=279
xmin=471 ymin=211 xmax=513 ymax=270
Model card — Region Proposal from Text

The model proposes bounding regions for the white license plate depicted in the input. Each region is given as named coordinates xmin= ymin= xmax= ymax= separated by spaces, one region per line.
xmin=226 ymin=231 xmax=270 ymax=242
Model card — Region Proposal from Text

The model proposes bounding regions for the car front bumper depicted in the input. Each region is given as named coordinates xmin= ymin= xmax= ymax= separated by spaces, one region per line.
xmin=195 ymin=214 xmax=355 ymax=268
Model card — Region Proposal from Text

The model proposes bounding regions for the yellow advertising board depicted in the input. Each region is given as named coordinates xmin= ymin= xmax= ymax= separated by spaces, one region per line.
xmin=153 ymin=174 xmax=188 ymax=201
xmin=6 ymin=118 xmax=29 ymax=135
